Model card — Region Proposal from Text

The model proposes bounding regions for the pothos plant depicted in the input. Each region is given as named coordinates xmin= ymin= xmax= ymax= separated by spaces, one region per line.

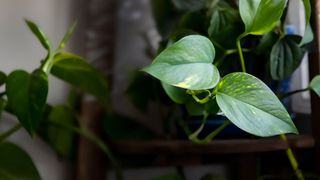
xmin=142 ymin=0 xmax=320 ymax=179
xmin=0 ymin=20 xmax=125 ymax=179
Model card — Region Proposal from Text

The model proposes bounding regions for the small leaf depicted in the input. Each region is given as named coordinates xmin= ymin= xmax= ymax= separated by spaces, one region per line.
xmin=162 ymin=82 xmax=188 ymax=104
xmin=143 ymin=35 xmax=220 ymax=90
xmin=0 ymin=142 xmax=41 ymax=180
xmin=6 ymin=69 xmax=48 ymax=135
xmin=0 ymin=71 xmax=6 ymax=86
xmin=51 ymin=52 xmax=109 ymax=109
xmin=309 ymin=75 xmax=320 ymax=96
xmin=171 ymin=0 xmax=206 ymax=11
xmin=216 ymin=72 xmax=298 ymax=137
xmin=270 ymin=35 xmax=305 ymax=80
xmin=25 ymin=19 xmax=51 ymax=50
xmin=300 ymin=0 xmax=314 ymax=46
xmin=47 ymin=105 xmax=75 ymax=158
xmin=58 ymin=21 xmax=77 ymax=50
xmin=239 ymin=0 xmax=287 ymax=35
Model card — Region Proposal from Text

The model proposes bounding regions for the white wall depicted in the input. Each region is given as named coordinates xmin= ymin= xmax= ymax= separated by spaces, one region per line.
xmin=0 ymin=0 xmax=76 ymax=179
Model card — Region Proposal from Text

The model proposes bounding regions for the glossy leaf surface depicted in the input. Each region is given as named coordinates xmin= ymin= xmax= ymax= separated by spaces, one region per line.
xmin=25 ymin=19 xmax=51 ymax=50
xmin=51 ymin=53 xmax=109 ymax=109
xmin=270 ymin=35 xmax=305 ymax=80
xmin=0 ymin=142 xmax=41 ymax=180
xmin=143 ymin=35 xmax=220 ymax=90
xmin=239 ymin=0 xmax=287 ymax=35
xmin=309 ymin=75 xmax=320 ymax=96
xmin=216 ymin=72 xmax=298 ymax=137
xmin=6 ymin=69 xmax=48 ymax=135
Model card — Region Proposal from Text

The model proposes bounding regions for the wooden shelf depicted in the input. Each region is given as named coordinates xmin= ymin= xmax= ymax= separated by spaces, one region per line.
xmin=110 ymin=135 xmax=314 ymax=155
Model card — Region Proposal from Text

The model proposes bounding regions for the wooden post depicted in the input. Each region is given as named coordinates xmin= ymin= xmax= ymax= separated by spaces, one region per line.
xmin=309 ymin=0 xmax=320 ymax=175
xmin=76 ymin=0 xmax=117 ymax=179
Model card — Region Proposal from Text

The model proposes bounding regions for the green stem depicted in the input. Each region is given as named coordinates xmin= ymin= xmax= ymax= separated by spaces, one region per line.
xmin=280 ymin=88 xmax=310 ymax=99
xmin=280 ymin=134 xmax=305 ymax=180
xmin=48 ymin=121 xmax=123 ymax=180
xmin=189 ymin=115 xmax=231 ymax=144
xmin=0 ymin=124 xmax=22 ymax=142
xmin=236 ymin=34 xmax=247 ymax=73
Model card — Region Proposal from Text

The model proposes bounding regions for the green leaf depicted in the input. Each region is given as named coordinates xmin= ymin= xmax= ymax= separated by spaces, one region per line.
xmin=143 ymin=35 xmax=220 ymax=90
xmin=0 ymin=71 xmax=6 ymax=87
xmin=239 ymin=0 xmax=287 ymax=35
xmin=0 ymin=142 xmax=41 ymax=180
xmin=58 ymin=22 xmax=77 ymax=50
xmin=216 ymin=72 xmax=298 ymax=137
xmin=171 ymin=0 xmax=206 ymax=11
xmin=6 ymin=69 xmax=48 ymax=136
xmin=300 ymin=0 xmax=314 ymax=46
xmin=162 ymin=82 xmax=188 ymax=104
xmin=309 ymin=75 xmax=320 ymax=96
xmin=208 ymin=3 xmax=238 ymax=38
xmin=25 ymin=19 xmax=51 ymax=50
xmin=270 ymin=35 xmax=305 ymax=80
xmin=51 ymin=52 xmax=109 ymax=109
xmin=47 ymin=105 xmax=75 ymax=158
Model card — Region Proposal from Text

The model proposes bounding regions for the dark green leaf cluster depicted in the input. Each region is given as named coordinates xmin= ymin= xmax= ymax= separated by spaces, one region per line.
xmin=144 ymin=0 xmax=317 ymax=138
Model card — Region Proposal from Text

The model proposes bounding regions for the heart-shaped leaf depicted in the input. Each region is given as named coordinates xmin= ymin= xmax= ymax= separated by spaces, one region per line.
xmin=143 ymin=35 xmax=220 ymax=90
xmin=239 ymin=0 xmax=287 ymax=35
xmin=216 ymin=72 xmax=298 ymax=137
xmin=309 ymin=75 xmax=320 ymax=96
xmin=6 ymin=69 xmax=48 ymax=136
xmin=270 ymin=35 xmax=305 ymax=80
xmin=25 ymin=19 xmax=51 ymax=50
xmin=0 ymin=142 xmax=41 ymax=180
xmin=171 ymin=0 xmax=206 ymax=11
xmin=51 ymin=52 xmax=109 ymax=109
